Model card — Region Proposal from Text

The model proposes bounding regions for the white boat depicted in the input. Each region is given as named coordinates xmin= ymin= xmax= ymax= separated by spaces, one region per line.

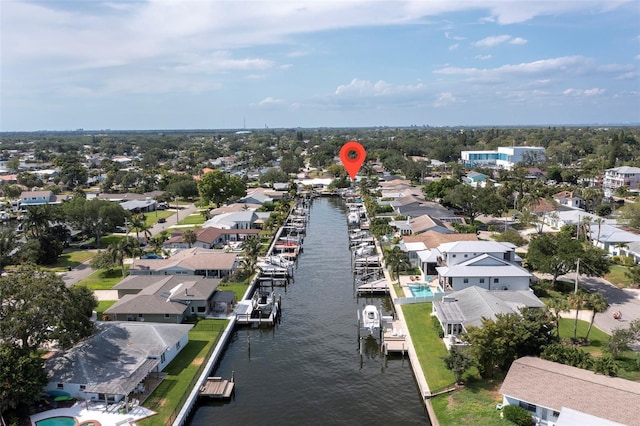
xmin=360 ymin=305 xmax=381 ymax=335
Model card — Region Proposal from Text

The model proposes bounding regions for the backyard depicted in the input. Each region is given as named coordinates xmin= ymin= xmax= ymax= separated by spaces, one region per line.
xmin=139 ymin=319 xmax=228 ymax=426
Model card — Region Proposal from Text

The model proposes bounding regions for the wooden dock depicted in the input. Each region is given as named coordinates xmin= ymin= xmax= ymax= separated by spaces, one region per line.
xmin=199 ymin=377 xmax=234 ymax=399
xmin=356 ymin=278 xmax=389 ymax=295
xmin=382 ymin=321 xmax=408 ymax=355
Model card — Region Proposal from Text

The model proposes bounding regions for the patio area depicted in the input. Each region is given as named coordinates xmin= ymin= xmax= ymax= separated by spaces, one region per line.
xmin=398 ymin=274 xmax=440 ymax=298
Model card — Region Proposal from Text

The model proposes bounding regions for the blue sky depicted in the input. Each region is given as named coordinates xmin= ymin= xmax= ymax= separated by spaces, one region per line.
xmin=1 ymin=0 xmax=639 ymax=131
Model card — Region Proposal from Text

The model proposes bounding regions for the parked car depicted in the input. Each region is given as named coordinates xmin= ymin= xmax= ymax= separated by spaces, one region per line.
xmin=157 ymin=217 xmax=166 ymax=223
xmin=140 ymin=253 xmax=163 ymax=260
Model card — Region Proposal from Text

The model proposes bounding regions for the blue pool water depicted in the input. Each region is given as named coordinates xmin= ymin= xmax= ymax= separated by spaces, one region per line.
xmin=36 ymin=417 xmax=76 ymax=426
xmin=408 ymin=284 xmax=434 ymax=297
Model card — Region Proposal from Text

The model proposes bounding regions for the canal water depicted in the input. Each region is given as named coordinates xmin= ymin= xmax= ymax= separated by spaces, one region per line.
xmin=189 ymin=198 xmax=429 ymax=425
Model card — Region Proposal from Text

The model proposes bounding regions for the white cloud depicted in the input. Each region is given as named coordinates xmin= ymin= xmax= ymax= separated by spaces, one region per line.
xmin=475 ymin=54 xmax=492 ymax=60
xmin=444 ymin=32 xmax=465 ymax=41
xmin=449 ymin=43 xmax=459 ymax=51
xmin=563 ymin=88 xmax=606 ymax=96
xmin=474 ymin=34 xmax=527 ymax=47
xmin=252 ymin=97 xmax=285 ymax=107
xmin=474 ymin=35 xmax=512 ymax=47
xmin=334 ymin=78 xmax=425 ymax=97
xmin=509 ymin=37 xmax=528 ymax=45
xmin=434 ymin=92 xmax=457 ymax=107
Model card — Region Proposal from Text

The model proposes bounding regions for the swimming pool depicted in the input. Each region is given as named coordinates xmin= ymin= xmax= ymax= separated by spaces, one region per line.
xmin=407 ymin=284 xmax=433 ymax=298
xmin=35 ymin=416 xmax=76 ymax=426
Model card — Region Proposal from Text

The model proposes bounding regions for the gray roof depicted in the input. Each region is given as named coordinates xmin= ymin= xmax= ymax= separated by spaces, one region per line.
xmin=589 ymin=223 xmax=640 ymax=244
xmin=438 ymin=240 xmax=516 ymax=254
xmin=500 ymin=357 xmax=640 ymax=425
xmin=437 ymin=254 xmax=531 ymax=278
xmin=46 ymin=322 xmax=192 ymax=395
xmin=434 ymin=286 xmax=544 ymax=328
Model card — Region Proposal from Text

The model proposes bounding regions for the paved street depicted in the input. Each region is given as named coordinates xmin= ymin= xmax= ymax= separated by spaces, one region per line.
xmin=61 ymin=204 xmax=198 ymax=287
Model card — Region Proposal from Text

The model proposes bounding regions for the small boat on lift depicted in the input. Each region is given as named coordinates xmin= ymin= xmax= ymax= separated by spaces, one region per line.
xmin=360 ymin=305 xmax=381 ymax=336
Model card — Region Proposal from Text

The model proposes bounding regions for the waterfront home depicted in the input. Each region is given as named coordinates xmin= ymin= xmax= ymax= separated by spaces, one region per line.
xmin=432 ymin=287 xmax=544 ymax=344
xmin=436 ymin=241 xmax=521 ymax=266
xmin=587 ymin=222 xmax=640 ymax=258
xmin=19 ymin=190 xmax=64 ymax=207
xmin=238 ymin=187 xmax=286 ymax=205
xmin=436 ymin=253 xmax=532 ymax=292
xmin=163 ymin=227 xmax=260 ymax=250
xmin=500 ymin=356 xmax=640 ymax=426
xmin=128 ymin=247 xmax=238 ymax=278
xmin=203 ymin=210 xmax=261 ymax=230
xmin=208 ymin=203 xmax=261 ymax=216
xmin=390 ymin=195 xmax=457 ymax=218
xmin=106 ymin=275 xmax=222 ymax=322
xmin=44 ymin=322 xmax=192 ymax=403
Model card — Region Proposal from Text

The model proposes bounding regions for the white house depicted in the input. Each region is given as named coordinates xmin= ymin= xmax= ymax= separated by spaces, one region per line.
xmin=44 ymin=322 xmax=193 ymax=403
xmin=436 ymin=253 xmax=532 ymax=292
xmin=432 ymin=287 xmax=544 ymax=341
xmin=500 ymin=356 xmax=640 ymax=426
xmin=436 ymin=241 xmax=521 ymax=266
xmin=603 ymin=166 xmax=640 ymax=197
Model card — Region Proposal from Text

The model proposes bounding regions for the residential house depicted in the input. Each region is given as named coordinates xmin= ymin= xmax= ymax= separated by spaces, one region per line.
xmin=19 ymin=190 xmax=65 ymax=207
xmin=239 ymin=187 xmax=285 ymax=205
xmin=500 ymin=356 xmax=640 ymax=426
xmin=403 ymin=232 xmax=478 ymax=277
xmin=128 ymin=247 xmax=238 ymax=277
xmin=203 ymin=210 xmax=260 ymax=230
xmin=462 ymin=171 xmax=490 ymax=187
xmin=208 ymin=203 xmax=260 ymax=216
xmin=44 ymin=322 xmax=192 ymax=402
xmin=163 ymin=227 xmax=261 ymax=250
xmin=390 ymin=195 xmax=457 ymax=218
xmin=588 ymin=223 xmax=640 ymax=257
xmin=389 ymin=215 xmax=454 ymax=236
xmin=553 ymin=191 xmax=584 ymax=209
xmin=603 ymin=166 xmax=640 ymax=197
xmin=436 ymin=254 xmax=532 ymax=292
xmin=106 ymin=275 xmax=223 ymax=322
xmin=460 ymin=146 xmax=545 ymax=169
xmin=432 ymin=286 xmax=544 ymax=341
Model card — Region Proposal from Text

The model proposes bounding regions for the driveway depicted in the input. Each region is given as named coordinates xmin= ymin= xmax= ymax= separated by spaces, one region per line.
xmin=61 ymin=204 xmax=198 ymax=287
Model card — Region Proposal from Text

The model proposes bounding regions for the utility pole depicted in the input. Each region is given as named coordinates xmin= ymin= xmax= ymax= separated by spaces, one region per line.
xmin=574 ymin=258 xmax=580 ymax=294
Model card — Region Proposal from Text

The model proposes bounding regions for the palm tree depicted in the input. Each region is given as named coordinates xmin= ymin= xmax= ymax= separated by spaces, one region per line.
xmin=23 ymin=205 xmax=55 ymax=240
xmin=107 ymin=238 xmax=136 ymax=278
xmin=384 ymin=246 xmax=411 ymax=284
xmin=239 ymin=256 xmax=257 ymax=283
xmin=594 ymin=217 xmax=605 ymax=246
xmin=0 ymin=229 xmax=18 ymax=272
xmin=241 ymin=236 xmax=262 ymax=260
xmin=585 ymin=292 xmax=609 ymax=341
xmin=568 ymin=290 xmax=588 ymax=341
xmin=546 ymin=297 xmax=570 ymax=338
xmin=182 ymin=229 xmax=197 ymax=248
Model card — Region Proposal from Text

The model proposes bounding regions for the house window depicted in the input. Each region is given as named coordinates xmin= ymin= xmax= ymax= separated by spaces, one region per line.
xmin=479 ymin=278 xmax=485 ymax=283
xmin=197 ymin=306 xmax=206 ymax=313
xmin=175 ymin=341 xmax=181 ymax=350
xmin=161 ymin=353 xmax=166 ymax=363
xmin=138 ymin=313 xmax=144 ymax=319
xmin=493 ymin=278 xmax=499 ymax=283
xmin=80 ymin=385 xmax=86 ymax=390
xmin=452 ymin=254 xmax=456 ymax=258
xmin=464 ymin=254 xmax=468 ymax=258
xmin=57 ymin=383 xmax=64 ymax=389
xmin=552 ymin=411 xmax=560 ymax=418
xmin=519 ymin=402 xmax=537 ymax=412
xmin=463 ymin=278 xmax=469 ymax=283
xmin=164 ymin=314 xmax=170 ymax=319
xmin=191 ymin=307 xmax=195 ymax=313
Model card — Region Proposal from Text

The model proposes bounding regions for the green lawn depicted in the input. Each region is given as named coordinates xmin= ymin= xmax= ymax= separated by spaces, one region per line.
xmin=177 ymin=212 xmax=206 ymax=227
xmin=430 ymin=374 xmax=506 ymax=426
xmin=42 ymin=250 xmax=96 ymax=272
xmin=605 ymin=265 xmax=633 ymax=288
xmin=139 ymin=319 xmax=228 ymax=426
xmin=558 ymin=317 xmax=609 ymax=354
xmin=95 ymin=300 xmax=116 ymax=320
xmin=76 ymin=267 xmax=127 ymax=290
xmin=218 ymin=281 xmax=251 ymax=301
xmin=141 ymin=211 xmax=173 ymax=227
xmin=402 ymin=303 xmax=456 ymax=390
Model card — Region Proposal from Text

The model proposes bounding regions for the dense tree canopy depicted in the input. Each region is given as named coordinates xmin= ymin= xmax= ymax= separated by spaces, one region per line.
xmin=61 ymin=196 xmax=128 ymax=247
xmin=197 ymin=169 xmax=247 ymax=207
xmin=443 ymin=184 xmax=507 ymax=224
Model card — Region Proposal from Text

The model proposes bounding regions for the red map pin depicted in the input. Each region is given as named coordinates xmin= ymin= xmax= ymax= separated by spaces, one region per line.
xmin=339 ymin=141 xmax=366 ymax=180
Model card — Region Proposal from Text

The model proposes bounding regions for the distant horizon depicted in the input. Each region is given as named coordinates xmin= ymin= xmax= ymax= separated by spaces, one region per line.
xmin=2 ymin=1 xmax=638 ymax=132
xmin=2 ymin=122 xmax=640 ymax=135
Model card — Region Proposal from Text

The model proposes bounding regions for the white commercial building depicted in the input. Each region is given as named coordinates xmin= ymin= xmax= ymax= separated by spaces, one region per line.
xmin=460 ymin=146 xmax=545 ymax=170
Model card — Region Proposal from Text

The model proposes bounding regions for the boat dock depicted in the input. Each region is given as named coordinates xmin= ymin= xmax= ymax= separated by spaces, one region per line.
xmin=199 ymin=376 xmax=235 ymax=399
xmin=382 ymin=320 xmax=408 ymax=355
xmin=356 ymin=278 xmax=389 ymax=295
